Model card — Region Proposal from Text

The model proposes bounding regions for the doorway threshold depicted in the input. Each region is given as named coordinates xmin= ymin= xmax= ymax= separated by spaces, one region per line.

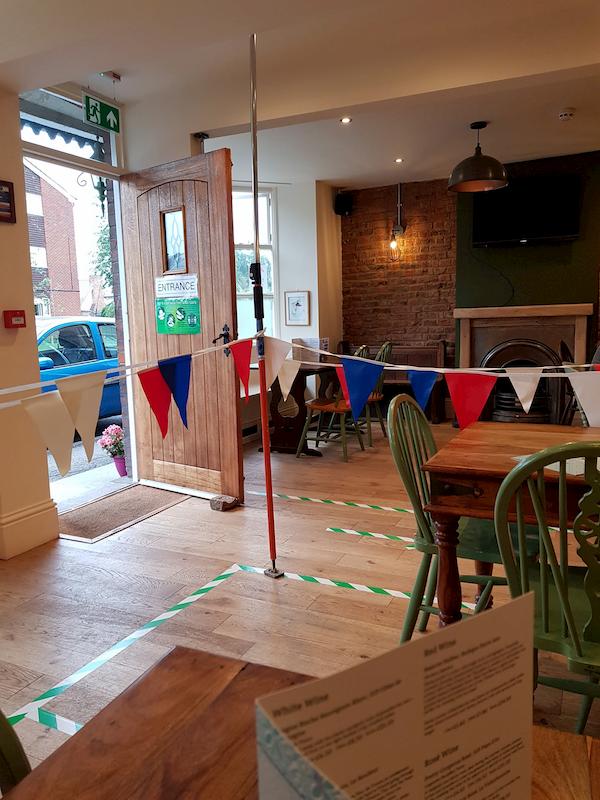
xmin=52 ymin=463 xmax=133 ymax=514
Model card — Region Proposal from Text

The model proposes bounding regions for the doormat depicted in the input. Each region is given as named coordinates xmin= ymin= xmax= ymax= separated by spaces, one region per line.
xmin=58 ymin=485 xmax=188 ymax=543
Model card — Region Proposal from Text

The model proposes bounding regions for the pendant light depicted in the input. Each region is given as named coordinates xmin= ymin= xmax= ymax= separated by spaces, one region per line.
xmin=448 ymin=121 xmax=507 ymax=193
xmin=389 ymin=182 xmax=405 ymax=259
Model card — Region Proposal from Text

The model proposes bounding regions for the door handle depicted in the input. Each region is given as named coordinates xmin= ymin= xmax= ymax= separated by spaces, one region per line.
xmin=212 ymin=323 xmax=231 ymax=356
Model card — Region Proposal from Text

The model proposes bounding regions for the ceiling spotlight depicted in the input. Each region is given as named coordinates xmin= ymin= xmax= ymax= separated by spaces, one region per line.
xmin=395 ymin=158 xmax=403 ymax=163
xmin=340 ymin=116 xmax=352 ymax=125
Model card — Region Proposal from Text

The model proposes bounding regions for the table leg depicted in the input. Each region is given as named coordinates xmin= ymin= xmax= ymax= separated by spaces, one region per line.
xmin=432 ymin=512 xmax=462 ymax=626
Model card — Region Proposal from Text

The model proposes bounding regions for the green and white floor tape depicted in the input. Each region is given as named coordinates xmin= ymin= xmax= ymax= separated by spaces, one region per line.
xmin=11 ymin=560 xmax=474 ymax=734
xmin=326 ymin=527 xmax=414 ymax=543
xmin=8 ymin=564 xmax=242 ymax=728
xmin=248 ymin=490 xmax=413 ymax=514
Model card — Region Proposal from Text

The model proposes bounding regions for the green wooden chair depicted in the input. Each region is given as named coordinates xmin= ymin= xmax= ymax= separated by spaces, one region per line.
xmin=388 ymin=394 xmax=539 ymax=642
xmin=494 ymin=442 xmax=600 ymax=734
xmin=0 ymin=709 xmax=31 ymax=794
xmin=295 ymin=345 xmax=367 ymax=462
xmin=362 ymin=341 xmax=392 ymax=447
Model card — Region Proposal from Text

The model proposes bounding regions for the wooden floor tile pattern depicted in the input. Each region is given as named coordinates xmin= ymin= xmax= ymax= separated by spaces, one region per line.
xmin=0 ymin=423 xmax=598 ymax=769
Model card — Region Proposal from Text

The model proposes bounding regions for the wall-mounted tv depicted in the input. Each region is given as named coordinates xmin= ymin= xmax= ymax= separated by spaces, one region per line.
xmin=472 ymin=174 xmax=583 ymax=247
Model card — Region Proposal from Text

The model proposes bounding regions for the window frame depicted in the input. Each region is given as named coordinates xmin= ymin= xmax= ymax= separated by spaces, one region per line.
xmin=232 ymin=187 xmax=279 ymax=338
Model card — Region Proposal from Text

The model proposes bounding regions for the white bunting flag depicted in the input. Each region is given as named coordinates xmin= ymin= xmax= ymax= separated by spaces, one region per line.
xmin=568 ymin=371 xmax=600 ymax=427
xmin=264 ymin=337 xmax=292 ymax=389
xmin=506 ymin=367 xmax=544 ymax=414
xmin=277 ymin=359 xmax=302 ymax=401
xmin=57 ymin=371 xmax=107 ymax=461
xmin=22 ymin=392 xmax=75 ymax=477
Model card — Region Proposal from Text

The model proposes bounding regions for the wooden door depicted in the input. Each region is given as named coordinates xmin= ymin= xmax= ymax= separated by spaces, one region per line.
xmin=120 ymin=150 xmax=243 ymax=499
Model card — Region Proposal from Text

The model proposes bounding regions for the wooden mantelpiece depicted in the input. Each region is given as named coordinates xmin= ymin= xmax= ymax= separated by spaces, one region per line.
xmin=454 ymin=303 xmax=593 ymax=367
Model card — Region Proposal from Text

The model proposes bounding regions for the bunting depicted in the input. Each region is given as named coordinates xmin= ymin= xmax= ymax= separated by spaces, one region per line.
xmin=335 ymin=365 xmax=351 ymax=407
xmin=22 ymin=393 xmax=75 ymax=476
xmin=138 ymin=367 xmax=172 ymax=438
xmin=158 ymin=355 xmax=191 ymax=428
xmin=506 ymin=367 xmax=544 ymax=414
xmin=277 ymin=359 xmax=302 ymax=401
xmin=445 ymin=372 xmax=497 ymax=429
xmin=340 ymin=357 xmax=385 ymax=422
xmin=568 ymin=371 xmax=600 ymax=427
xmin=408 ymin=370 xmax=438 ymax=412
xmin=56 ymin=371 xmax=106 ymax=461
xmin=230 ymin=338 xmax=253 ymax=401
xmin=264 ymin=337 xmax=292 ymax=389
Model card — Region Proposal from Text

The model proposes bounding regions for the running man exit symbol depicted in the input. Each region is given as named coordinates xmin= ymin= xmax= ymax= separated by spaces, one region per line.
xmin=82 ymin=93 xmax=121 ymax=134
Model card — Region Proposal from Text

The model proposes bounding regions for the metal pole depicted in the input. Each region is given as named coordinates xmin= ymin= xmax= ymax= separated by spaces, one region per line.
xmin=249 ymin=33 xmax=282 ymax=579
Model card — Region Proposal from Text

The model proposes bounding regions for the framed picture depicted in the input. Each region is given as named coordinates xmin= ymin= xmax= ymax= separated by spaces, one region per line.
xmin=0 ymin=180 xmax=16 ymax=224
xmin=161 ymin=207 xmax=187 ymax=273
xmin=285 ymin=290 xmax=310 ymax=326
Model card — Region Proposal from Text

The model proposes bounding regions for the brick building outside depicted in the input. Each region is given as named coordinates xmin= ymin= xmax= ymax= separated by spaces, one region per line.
xmin=24 ymin=160 xmax=81 ymax=316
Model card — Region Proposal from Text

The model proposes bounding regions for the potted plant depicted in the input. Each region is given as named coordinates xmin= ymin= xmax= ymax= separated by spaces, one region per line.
xmin=99 ymin=424 xmax=127 ymax=477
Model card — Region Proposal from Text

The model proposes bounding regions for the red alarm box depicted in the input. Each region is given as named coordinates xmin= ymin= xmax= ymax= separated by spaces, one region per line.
xmin=3 ymin=310 xmax=26 ymax=328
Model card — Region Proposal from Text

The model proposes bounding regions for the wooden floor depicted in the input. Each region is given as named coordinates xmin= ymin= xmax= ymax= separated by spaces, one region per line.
xmin=0 ymin=423 xmax=598 ymax=768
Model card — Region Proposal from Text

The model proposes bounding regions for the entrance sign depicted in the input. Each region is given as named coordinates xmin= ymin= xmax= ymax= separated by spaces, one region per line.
xmin=82 ymin=93 xmax=121 ymax=133
xmin=155 ymin=275 xmax=201 ymax=335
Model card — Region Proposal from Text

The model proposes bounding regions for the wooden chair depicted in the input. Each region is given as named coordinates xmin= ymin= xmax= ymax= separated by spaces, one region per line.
xmin=295 ymin=346 xmax=367 ymax=462
xmin=494 ymin=442 xmax=600 ymax=734
xmin=0 ymin=709 xmax=31 ymax=794
xmin=362 ymin=341 xmax=392 ymax=446
xmin=388 ymin=394 xmax=539 ymax=642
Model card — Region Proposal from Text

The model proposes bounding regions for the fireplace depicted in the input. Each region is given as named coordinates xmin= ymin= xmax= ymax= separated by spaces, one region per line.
xmin=454 ymin=303 xmax=593 ymax=424
xmin=480 ymin=338 xmax=564 ymax=424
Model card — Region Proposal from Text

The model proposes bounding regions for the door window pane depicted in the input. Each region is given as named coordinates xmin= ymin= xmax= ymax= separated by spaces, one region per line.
xmin=99 ymin=322 xmax=118 ymax=358
xmin=38 ymin=324 xmax=97 ymax=365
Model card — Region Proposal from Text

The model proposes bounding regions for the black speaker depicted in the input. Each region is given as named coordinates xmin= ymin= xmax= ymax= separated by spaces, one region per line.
xmin=334 ymin=192 xmax=353 ymax=216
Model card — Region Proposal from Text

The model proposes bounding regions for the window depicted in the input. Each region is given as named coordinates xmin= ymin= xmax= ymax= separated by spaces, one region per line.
xmin=26 ymin=192 xmax=43 ymax=216
xmin=232 ymin=191 xmax=277 ymax=338
xmin=38 ymin=324 xmax=97 ymax=365
xmin=34 ymin=297 xmax=50 ymax=316
xmin=30 ymin=246 xmax=47 ymax=269
xmin=99 ymin=322 xmax=118 ymax=358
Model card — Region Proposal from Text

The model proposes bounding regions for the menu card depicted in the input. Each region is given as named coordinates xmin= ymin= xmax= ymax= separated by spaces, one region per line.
xmin=256 ymin=593 xmax=533 ymax=800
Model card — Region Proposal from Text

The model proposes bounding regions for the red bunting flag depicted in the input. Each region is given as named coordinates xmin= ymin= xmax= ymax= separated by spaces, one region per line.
xmin=138 ymin=367 xmax=172 ymax=438
xmin=230 ymin=338 xmax=253 ymax=402
xmin=445 ymin=372 xmax=497 ymax=429
xmin=335 ymin=364 xmax=351 ymax=407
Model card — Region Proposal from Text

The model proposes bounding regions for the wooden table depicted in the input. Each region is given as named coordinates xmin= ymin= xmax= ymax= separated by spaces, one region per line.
xmin=268 ymin=363 xmax=336 ymax=456
xmin=7 ymin=647 xmax=599 ymax=799
xmin=423 ymin=422 xmax=600 ymax=626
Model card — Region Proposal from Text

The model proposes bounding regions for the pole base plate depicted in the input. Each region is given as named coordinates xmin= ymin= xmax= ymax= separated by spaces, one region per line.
xmin=264 ymin=567 xmax=284 ymax=579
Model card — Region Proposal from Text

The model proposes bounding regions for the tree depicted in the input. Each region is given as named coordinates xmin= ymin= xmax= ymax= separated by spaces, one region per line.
xmin=93 ymin=224 xmax=113 ymax=290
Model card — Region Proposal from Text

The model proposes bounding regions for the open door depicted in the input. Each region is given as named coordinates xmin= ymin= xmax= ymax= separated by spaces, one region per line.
xmin=120 ymin=150 xmax=243 ymax=499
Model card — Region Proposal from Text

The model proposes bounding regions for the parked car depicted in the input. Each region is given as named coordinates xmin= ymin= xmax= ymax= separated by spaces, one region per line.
xmin=36 ymin=316 xmax=121 ymax=419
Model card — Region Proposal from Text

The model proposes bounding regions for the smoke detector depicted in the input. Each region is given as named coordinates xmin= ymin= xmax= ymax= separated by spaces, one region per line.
xmin=558 ymin=108 xmax=576 ymax=122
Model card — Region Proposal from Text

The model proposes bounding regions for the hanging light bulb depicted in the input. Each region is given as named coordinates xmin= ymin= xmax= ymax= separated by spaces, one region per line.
xmin=389 ymin=183 xmax=405 ymax=260
xmin=448 ymin=121 xmax=507 ymax=192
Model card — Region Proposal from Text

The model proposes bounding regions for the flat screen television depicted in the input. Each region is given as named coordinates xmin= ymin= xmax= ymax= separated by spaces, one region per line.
xmin=472 ymin=174 xmax=583 ymax=247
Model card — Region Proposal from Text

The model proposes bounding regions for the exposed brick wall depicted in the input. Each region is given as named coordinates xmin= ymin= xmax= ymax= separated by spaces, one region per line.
xmin=24 ymin=167 xmax=41 ymax=194
xmin=341 ymin=180 xmax=456 ymax=360
xmin=39 ymin=179 xmax=80 ymax=315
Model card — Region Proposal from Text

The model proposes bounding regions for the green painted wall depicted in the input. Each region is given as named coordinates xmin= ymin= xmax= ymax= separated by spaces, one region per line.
xmin=456 ymin=151 xmax=600 ymax=357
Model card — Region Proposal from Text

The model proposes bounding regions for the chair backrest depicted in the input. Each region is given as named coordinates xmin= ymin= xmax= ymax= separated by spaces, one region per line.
xmin=0 ymin=709 xmax=31 ymax=793
xmin=373 ymin=341 xmax=392 ymax=394
xmin=387 ymin=394 xmax=437 ymax=542
xmin=494 ymin=442 xmax=600 ymax=656
xmin=354 ymin=344 xmax=369 ymax=358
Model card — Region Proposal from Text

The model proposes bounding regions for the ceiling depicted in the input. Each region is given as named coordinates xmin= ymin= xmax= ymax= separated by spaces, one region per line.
xmin=206 ymin=66 xmax=600 ymax=187
xmin=2 ymin=0 xmax=600 ymax=183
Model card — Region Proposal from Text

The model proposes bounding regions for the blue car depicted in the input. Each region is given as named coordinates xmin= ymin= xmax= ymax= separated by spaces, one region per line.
xmin=36 ymin=317 xmax=121 ymax=419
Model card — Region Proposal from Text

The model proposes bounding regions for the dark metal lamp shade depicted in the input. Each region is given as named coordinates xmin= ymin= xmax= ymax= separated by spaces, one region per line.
xmin=448 ymin=144 xmax=508 ymax=192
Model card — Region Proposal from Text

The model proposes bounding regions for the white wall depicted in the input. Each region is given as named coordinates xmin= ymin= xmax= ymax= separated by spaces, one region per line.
xmin=0 ymin=89 xmax=57 ymax=558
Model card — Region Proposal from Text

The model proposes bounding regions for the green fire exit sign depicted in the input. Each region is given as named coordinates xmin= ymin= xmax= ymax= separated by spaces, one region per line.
xmin=82 ymin=93 xmax=120 ymax=134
